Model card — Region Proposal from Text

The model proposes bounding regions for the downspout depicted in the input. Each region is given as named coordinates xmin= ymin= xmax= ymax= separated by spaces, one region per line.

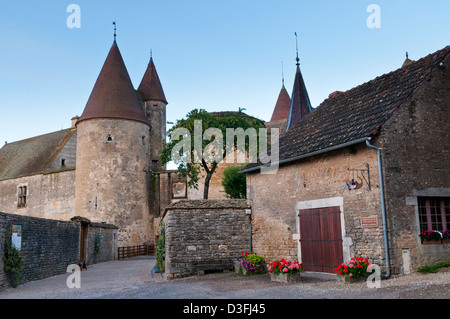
xmin=366 ymin=137 xmax=391 ymax=279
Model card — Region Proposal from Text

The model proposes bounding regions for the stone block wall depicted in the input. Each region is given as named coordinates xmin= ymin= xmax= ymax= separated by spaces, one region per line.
xmin=0 ymin=213 xmax=118 ymax=290
xmin=163 ymin=199 xmax=251 ymax=279
xmin=0 ymin=211 xmax=80 ymax=290
xmin=246 ymin=144 xmax=386 ymax=270
xmin=376 ymin=52 xmax=450 ymax=272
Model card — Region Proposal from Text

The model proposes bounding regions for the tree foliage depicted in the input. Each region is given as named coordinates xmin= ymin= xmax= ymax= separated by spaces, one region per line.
xmin=160 ymin=108 xmax=264 ymax=199
xmin=221 ymin=164 xmax=247 ymax=199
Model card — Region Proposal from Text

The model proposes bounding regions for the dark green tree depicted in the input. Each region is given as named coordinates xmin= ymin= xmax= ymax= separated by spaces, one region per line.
xmin=221 ymin=164 xmax=247 ymax=199
xmin=160 ymin=109 xmax=264 ymax=199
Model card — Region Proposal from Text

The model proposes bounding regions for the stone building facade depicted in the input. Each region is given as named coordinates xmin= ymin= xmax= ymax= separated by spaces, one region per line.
xmin=242 ymin=46 xmax=450 ymax=275
xmin=0 ymin=38 xmax=168 ymax=248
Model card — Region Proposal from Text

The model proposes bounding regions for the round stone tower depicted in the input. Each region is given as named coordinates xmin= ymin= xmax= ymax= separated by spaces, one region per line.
xmin=74 ymin=39 xmax=153 ymax=247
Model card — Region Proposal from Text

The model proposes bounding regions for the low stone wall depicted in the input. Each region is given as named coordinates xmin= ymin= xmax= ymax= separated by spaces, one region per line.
xmin=0 ymin=212 xmax=117 ymax=290
xmin=163 ymin=199 xmax=252 ymax=279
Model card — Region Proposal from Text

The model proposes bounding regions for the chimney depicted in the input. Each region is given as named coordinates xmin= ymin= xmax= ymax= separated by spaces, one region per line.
xmin=71 ymin=116 xmax=80 ymax=128
xmin=329 ymin=91 xmax=344 ymax=99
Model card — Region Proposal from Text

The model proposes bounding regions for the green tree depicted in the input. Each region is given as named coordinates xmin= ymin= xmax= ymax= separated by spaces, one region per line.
xmin=221 ymin=164 xmax=247 ymax=199
xmin=160 ymin=109 xmax=264 ymax=199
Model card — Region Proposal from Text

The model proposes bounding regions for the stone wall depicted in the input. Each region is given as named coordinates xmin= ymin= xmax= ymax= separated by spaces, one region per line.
xmin=376 ymin=52 xmax=450 ymax=272
xmin=0 ymin=211 xmax=79 ymax=290
xmin=70 ymin=216 xmax=118 ymax=265
xmin=246 ymin=144 xmax=385 ymax=269
xmin=75 ymin=118 xmax=153 ymax=247
xmin=0 ymin=170 xmax=76 ymax=221
xmin=0 ymin=212 xmax=117 ymax=290
xmin=163 ymin=199 xmax=251 ymax=279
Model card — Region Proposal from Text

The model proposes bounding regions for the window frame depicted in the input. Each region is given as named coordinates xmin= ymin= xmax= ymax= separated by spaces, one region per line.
xmin=418 ymin=197 xmax=450 ymax=232
xmin=17 ymin=185 xmax=27 ymax=208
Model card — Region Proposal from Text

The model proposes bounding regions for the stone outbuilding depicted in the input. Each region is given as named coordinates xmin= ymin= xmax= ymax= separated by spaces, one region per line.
xmin=241 ymin=46 xmax=450 ymax=276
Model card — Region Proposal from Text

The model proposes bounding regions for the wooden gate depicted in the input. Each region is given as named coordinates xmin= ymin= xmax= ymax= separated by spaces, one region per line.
xmin=299 ymin=207 xmax=343 ymax=273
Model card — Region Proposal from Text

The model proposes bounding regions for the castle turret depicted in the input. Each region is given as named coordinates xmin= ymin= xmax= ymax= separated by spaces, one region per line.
xmin=285 ymin=34 xmax=312 ymax=131
xmin=74 ymin=37 xmax=153 ymax=248
xmin=137 ymin=53 xmax=168 ymax=170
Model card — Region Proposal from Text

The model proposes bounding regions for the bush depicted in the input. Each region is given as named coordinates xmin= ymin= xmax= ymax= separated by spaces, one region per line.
xmin=155 ymin=219 xmax=165 ymax=272
xmin=221 ymin=165 xmax=247 ymax=199
xmin=237 ymin=252 xmax=266 ymax=274
xmin=3 ymin=221 xmax=24 ymax=288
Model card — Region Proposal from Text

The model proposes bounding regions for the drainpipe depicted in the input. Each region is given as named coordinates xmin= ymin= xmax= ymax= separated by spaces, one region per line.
xmin=366 ymin=137 xmax=390 ymax=279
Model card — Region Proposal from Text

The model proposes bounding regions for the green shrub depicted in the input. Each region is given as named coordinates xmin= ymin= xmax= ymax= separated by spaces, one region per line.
xmin=155 ymin=219 xmax=165 ymax=272
xmin=417 ymin=262 xmax=450 ymax=274
xmin=221 ymin=165 xmax=247 ymax=199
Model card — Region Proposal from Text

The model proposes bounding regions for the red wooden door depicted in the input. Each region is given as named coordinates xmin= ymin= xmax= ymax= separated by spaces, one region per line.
xmin=299 ymin=207 xmax=343 ymax=273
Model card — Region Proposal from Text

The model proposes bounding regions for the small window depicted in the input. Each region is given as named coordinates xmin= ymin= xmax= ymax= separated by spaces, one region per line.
xmin=141 ymin=136 xmax=146 ymax=146
xmin=61 ymin=159 xmax=66 ymax=167
xmin=418 ymin=197 xmax=450 ymax=232
xmin=18 ymin=186 xmax=27 ymax=208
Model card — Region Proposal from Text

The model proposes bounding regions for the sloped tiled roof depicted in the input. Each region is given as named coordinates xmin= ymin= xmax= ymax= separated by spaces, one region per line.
xmin=285 ymin=64 xmax=313 ymax=130
xmin=243 ymin=45 xmax=450 ymax=172
xmin=0 ymin=128 xmax=76 ymax=181
xmin=137 ymin=57 xmax=168 ymax=104
xmin=76 ymin=41 xmax=150 ymax=126
xmin=270 ymin=85 xmax=291 ymax=122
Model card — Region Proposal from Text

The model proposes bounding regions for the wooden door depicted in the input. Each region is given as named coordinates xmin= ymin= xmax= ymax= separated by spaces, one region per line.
xmin=299 ymin=207 xmax=343 ymax=273
xmin=80 ymin=223 xmax=88 ymax=261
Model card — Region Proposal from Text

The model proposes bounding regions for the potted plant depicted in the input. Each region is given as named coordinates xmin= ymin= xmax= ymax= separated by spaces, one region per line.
xmin=335 ymin=257 xmax=372 ymax=283
xmin=236 ymin=252 xmax=266 ymax=275
xmin=268 ymin=258 xmax=303 ymax=283
xmin=419 ymin=230 xmax=444 ymax=245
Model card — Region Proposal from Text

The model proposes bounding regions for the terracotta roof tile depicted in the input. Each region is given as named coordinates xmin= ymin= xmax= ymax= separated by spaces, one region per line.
xmin=243 ymin=45 xmax=450 ymax=172
xmin=270 ymin=86 xmax=291 ymax=122
xmin=76 ymin=42 xmax=149 ymax=126
xmin=137 ymin=57 xmax=168 ymax=104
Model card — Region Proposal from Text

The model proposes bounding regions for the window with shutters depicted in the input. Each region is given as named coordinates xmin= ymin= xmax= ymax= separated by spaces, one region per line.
xmin=17 ymin=186 xmax=27 ymax=208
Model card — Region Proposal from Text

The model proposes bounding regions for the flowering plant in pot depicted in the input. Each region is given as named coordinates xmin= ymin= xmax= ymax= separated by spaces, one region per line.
xmin=236 ymin=252 xmax=266 ymax=275
xmin=268 ymin=259 xmax=303 ymax=283
xmin=335 ymin=257 xmax=371 ymax=283
xmin=419 ymin=230 xmax=445 ymax=244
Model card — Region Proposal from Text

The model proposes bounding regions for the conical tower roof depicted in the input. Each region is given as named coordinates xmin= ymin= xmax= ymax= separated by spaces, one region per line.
xmin=270 ymin=85 xmax=291 ymax=122
xmin=137 ymin=56 xmax=168 ymax=104
xmin=76 ymin=41 xmax=150 ymax=126
xmin=285 ymin=63 xmax=312 ymax=130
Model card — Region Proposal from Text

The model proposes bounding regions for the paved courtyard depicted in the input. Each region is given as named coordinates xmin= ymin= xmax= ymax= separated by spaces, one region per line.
xmin=0 ymin=256 xmax=449 ymax=300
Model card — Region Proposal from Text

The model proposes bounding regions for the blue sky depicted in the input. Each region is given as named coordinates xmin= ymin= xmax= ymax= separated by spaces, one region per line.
xmin=0 ymin=1 xmax=449 ymax=145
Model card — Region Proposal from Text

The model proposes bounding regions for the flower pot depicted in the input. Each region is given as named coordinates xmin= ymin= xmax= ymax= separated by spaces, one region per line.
xmin=442 ymin=239 xmax=450 ymax=245
xmin=234 ymin=261 xmax=242 ymax=274
xmin=270 ymin=272 xmax=302 ymax=284
xmin=422 ymin=240 xmax=442 ymax=245
xmin=337 ymin=275 xmax=367 ymax=284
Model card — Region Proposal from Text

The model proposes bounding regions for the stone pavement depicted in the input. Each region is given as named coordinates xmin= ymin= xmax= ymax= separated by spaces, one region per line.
xmin=0 ymin=256 xmax=449 ymax=299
